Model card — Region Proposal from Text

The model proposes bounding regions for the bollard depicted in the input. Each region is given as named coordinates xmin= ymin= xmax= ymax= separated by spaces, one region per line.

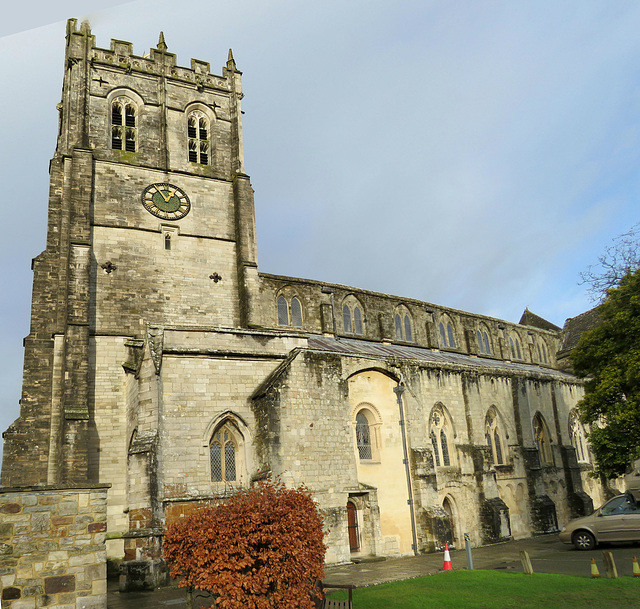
xmin=464 ymin=533 xmax=474 ymax=570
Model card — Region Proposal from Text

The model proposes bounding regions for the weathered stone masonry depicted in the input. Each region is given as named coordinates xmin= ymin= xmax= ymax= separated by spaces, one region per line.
xmin=1 ymin=19 xmax=612 ymax=588
xmin=0 ymin=485 xmax=109 ymax=609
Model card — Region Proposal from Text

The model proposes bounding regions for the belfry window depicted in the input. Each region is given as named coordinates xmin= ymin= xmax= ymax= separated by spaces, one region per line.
xmin=210 ymin=425 xmax=237 ymax=482
xmin=188 ymin=111 xmax=209 ymax=164
xmin=111 ymin=100 xmax=136 ymax=151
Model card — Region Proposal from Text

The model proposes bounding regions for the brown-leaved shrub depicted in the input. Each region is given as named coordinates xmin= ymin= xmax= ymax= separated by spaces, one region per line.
xmin=163 ymin=479 xmax=326 ymax=608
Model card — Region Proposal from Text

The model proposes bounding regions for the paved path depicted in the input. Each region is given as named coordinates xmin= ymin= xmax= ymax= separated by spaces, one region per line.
xmin=106 ymin=535 xmax=640 ymax=608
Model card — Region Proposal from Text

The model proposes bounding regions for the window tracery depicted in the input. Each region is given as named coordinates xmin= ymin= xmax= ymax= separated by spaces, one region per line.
xmin=276 ymin=294 xmax=303 ymax=327
xmin=569 ymin=410 xmax=589 ymax=464
xmin=210 ymin=423 xmax=240 ymax=482
xmin=430 ymin=404 xmax=455 ymax=467
xmin=485 ymin=408 xmax=506 ymax=465
xmin=533 ymin=413 xmax=553 ymax=465
xmin=111 ymin=97 xmax=137 ymax=151
xmin=342 ymin=296 xmax=364 ymax=336
xmin=188 ymin=110 xmax=209 ymax=164
xmin=394 ymin=307 xmax=413 ymax=342
xmin=439 ymin=319 xmax=456 ymax=348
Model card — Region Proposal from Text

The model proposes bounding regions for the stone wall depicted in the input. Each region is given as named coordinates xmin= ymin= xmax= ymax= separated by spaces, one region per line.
xmin=0 ymin=484 xmax=109 ymax=609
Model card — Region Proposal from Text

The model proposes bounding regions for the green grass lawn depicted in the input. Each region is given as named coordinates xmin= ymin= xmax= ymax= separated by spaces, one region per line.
xmin=325 ymin=570 xmax=639 ymax=609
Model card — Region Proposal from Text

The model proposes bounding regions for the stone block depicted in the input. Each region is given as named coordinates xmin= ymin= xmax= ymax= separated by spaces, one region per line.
xmin=44 ymin=574 xmax=76 ymax=594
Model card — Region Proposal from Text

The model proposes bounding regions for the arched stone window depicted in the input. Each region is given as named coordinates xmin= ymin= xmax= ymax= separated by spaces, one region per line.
xmin=533 ymin=413 xmax=553 ymax=465
xmin=188 ymin=110 xmax=210 ymax=164
xmin=439 ymin=320 xmax=456 ymax=349
xmin=430 ymin=403 xmax=455 ymax=467
xmin=343 ymin=304 xmax=352 ymax=334
xmin=210 ymin=422 xmax=242 ymax=482
xmin=477 ymin=326 xmax=492 ymax=355
xmin=485 ymin=407 xmax=506 ymax=465
xmin=569 ymin=410 xmax=589 ymax=464
xmin=353 ymin=406 xmax=381 ymax=461
xmin=394 ymin=306 xmax=413 ymax=342
xmin=276 ymin=293 xmax=303 ymax=327
xmin=342 ymin=296 xmax=365 ymax=336
xmin=290 ymin=297 xmax=303 ymax=327
xmin=509 ymin=334 xmax=523 ymax=360
xmin=111 ymin=97 xmax=137 ymax=151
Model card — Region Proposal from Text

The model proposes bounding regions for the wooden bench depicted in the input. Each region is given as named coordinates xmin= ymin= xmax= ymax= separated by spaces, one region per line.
xmin=319 ymin=582 xmax=356 ymax=609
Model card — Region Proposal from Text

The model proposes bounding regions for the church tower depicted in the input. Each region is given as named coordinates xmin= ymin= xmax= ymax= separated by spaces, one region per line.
xmin=2 ymin=18 xmax=259 ymax=487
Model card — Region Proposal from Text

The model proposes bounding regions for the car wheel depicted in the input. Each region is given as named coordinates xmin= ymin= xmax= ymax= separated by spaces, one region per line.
xmin=572 ymin=531 xmax=596 ymax=550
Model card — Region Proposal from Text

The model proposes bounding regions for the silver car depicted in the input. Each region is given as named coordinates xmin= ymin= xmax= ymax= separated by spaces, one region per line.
xmin=559 ymin=493 xmax=640 ymax=550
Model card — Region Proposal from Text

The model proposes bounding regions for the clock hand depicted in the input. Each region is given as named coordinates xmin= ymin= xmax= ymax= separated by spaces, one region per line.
xmin=158 ymin=189 xmax=176 ymax=203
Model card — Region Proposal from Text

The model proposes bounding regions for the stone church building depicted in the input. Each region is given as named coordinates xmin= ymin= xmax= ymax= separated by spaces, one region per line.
xmin=1 ymin=19 xmax=607 ymax=585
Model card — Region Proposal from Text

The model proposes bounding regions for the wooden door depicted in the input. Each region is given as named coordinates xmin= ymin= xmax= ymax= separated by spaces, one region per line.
xmin=347 ymin=501 xmax=359 ymax=552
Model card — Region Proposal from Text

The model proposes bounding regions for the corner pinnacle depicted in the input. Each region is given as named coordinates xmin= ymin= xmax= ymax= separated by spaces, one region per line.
xmin=157 ymin=31 xmax=167 ymax=51
xmin=227 ymin=48 xmax=237 ymax=71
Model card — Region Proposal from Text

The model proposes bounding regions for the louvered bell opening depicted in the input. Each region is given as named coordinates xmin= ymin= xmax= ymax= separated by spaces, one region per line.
xmin=188 ymin=119 xmax=197 ymax=139
xmin=111 ymin=126 xmax=122 ymax=150
xmin=125 ymin=128 xmax=135 ymax=152
xmin=188 ymin=139 xmax=198 ymax=163
xmin=199 ymin=118 xmax=208 ymax=140
xmin=125 ymin=106 xmax=136 ymax=127
xmin=112 ymin=105 xmax=123 ymax=126
xmin=199 ymin=141 xmax=209 ymax=165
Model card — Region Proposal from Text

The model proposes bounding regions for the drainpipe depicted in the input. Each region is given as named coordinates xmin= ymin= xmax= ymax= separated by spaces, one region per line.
xmin=394 ymin=379 xmax=419 ymax=556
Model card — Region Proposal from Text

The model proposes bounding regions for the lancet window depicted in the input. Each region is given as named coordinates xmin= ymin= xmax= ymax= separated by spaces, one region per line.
xmin=569 ymin=410 xmax=589 ymax=464
xmin=394 ymin=308 xmax=413 ymax=342
xmin=485 ymin=408 xmax=506 ymax=465
xmin=277 ymin=294 xmax=303 ymax=327
xmin=533 ymin=413 xmax=553 ymax=465
xmin=430 ymin=404 xmax=454 ymax=467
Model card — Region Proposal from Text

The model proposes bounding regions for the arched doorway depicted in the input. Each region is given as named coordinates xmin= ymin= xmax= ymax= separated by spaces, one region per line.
xmin=347 ymin=501 xmax=360 ymax=552
xmin=443 ymin=496 xmax=456 ymax=546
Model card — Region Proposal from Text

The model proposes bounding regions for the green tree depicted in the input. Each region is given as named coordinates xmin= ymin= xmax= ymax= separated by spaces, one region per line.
xmin=163 ymin=478 xmax=326 ymax=609
xmin=571 ymin=267 xmax=640 ymax=478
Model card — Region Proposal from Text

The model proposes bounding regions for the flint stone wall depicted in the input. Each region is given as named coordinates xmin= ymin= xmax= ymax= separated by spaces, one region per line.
xmin=0 ymin=484 xmax=109 ymax=609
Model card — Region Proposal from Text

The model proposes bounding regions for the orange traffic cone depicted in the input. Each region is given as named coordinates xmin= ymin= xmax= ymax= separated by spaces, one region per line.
xmin=590 ymin=558 xmax=600 ymax=578
xmin=633 ymin=556 xmax=640 ymax=578
xmin=443 ymin=542 xmax=452 ymax=570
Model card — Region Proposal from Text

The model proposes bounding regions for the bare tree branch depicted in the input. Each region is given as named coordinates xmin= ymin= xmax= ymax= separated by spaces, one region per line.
xmin=579 ymin=222 xmax=640 ymax=302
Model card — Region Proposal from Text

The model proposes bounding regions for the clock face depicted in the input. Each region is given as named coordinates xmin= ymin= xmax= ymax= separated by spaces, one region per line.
xmin=141 ymin=183 xmax=191 ymax=220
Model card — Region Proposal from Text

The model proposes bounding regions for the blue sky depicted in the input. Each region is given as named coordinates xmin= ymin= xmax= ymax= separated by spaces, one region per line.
xmin=1 ymin=0 xmax=639 ymax=460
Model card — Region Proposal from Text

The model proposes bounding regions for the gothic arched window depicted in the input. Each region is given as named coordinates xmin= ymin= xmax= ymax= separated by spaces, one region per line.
xmin=188 ymin=111 xmax=210 ymax=164
xmin=439 ymin=319 xmax=456 ymax=348
xmin=569 ymin=410 xmax=589 ymax=464
xmin=394 ymin=308 xmax=413 ymax=342
xmin=210 ymin=424 xmax=239 ymax=482
xmin=355 ymin=412 xmax=372 ymax=460
xmin=430 ymin=404 xmax=456 ymax=467
xmin=533 ymin=413 xmax=553 ymax=465
xmin=343 ymin=304 xmax=353 ymax=334
xmin=276 ymin=294 xmax=303 ymax=327
xmin=112 ymin=99 xmax=137 ymax=151
xmin=486 ymin=408 xmax=506 ymax=465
